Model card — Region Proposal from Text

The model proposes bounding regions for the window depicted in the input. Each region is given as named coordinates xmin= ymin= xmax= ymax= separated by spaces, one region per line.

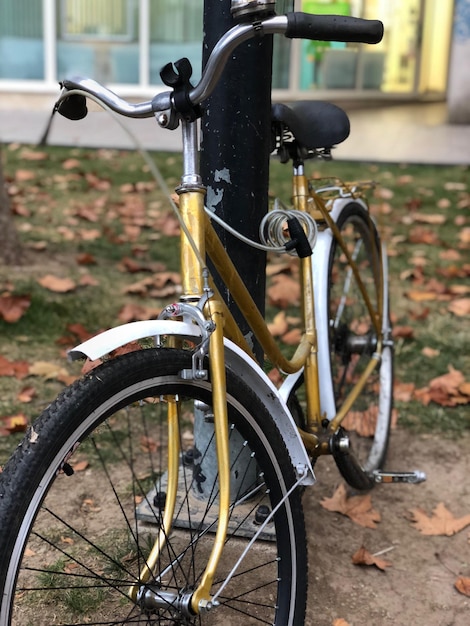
xmin=57 ymin=0 xmax=139 ymax=84
xmin=0 ymin=0 xmax=44 ymax=80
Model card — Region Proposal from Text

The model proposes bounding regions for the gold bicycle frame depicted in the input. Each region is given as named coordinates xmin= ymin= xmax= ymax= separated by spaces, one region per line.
xmin=137 ymin=138 xmax=385 ymax=613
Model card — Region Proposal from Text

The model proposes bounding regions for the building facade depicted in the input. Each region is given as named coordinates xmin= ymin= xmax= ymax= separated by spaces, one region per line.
xmin=0 ymin=0 xmax=460 ymax=107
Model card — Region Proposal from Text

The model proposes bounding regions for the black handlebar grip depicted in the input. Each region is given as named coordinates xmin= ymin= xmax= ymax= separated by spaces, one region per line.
xmin=57 ymin=93 xmax=88 ymax=121
xmin=285 ymin=12 xmax=384 ymax=45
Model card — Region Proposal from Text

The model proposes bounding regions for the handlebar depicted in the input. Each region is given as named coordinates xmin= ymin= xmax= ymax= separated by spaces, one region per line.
xmin=58 ymin=12 xmax=383 ymax=121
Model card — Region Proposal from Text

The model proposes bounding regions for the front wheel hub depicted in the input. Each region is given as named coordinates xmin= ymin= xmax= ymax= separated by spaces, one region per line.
xmin=137 ymin=585 xmax=196 ymax=618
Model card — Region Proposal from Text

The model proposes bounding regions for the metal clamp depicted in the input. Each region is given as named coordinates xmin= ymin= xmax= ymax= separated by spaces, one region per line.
xmin=158 ymin=302 xmax=215 ymax=380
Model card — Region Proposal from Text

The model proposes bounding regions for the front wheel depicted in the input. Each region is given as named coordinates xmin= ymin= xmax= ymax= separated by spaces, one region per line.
xmin=0 ymin=348 xmax=307 ymax=625
xmin=327 ymin=202 xmax=393 ymax=489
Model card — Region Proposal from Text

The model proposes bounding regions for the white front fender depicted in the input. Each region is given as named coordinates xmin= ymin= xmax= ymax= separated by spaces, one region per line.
xmin=69 ymin=320 xmax=315 ymax=486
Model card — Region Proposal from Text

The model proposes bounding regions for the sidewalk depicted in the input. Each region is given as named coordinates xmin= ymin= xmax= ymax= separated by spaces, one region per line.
xmin=0 ymin=99 xmax=469 ymax=165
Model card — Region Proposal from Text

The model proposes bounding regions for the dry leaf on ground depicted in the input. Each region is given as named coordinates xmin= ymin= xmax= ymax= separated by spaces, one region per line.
xmin=320 ymin=483 xmax=381 ymax=529
xmin=29 ymin=361 xmax=75 ymax=385
xmin=410 ymin=502 xmax=470 ymax=536
xmin=414 ymin=365 xmax=470 ymax=407
xmin=117 ymin=303 xmax=161 ymax=322
xmin=267 ymin=274 xmax=301 ymax=308
xmin=351 ymin=545 xmax=392 ymax=571
xmin=0 ymin=355 xmax=29 ymax=379
xmin=70 ymin=460 xmax=89 ymax=472
xmin=37 ymin=275 xmax=77 ymax=293
xmin=455 ymin=576 xmax=470 ymax=597
xmin=394 ymin=381 xmax=416 ymax=402
xmin=0 ymin=294 xmax=31 ymax=323
xmin=341 ymin=407 xmax=377 ymax=437
xmin=0 ymin=414 xmax=28 ymax=436
xmin=448 ymin=297 xmax=470 ymax=317
xmin=332 ymin=620 xmax=351 ymax=626
xmin=17 ymin=386 xmax=36 ymax=403
xmin=267 ymin=311 xmax=289 ymax=337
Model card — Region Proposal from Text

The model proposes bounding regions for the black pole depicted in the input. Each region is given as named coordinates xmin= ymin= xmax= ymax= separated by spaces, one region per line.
xmin=200 ymin=0 xmax=274 ymax=361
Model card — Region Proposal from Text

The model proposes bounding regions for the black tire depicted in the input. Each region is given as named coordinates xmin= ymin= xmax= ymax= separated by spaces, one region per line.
xmin=0 ymin=348 xmax=307 ymax=625
xmin=327 ymin=202 xmax=393 ymax=489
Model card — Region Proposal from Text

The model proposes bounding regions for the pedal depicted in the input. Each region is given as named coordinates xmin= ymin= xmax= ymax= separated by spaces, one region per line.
xmin=370 ymin=470 xmax=426 ymax=484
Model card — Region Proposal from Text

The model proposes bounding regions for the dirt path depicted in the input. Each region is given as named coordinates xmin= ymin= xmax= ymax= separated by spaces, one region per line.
xmin=303 ymin=429 xmax=470 ymax=626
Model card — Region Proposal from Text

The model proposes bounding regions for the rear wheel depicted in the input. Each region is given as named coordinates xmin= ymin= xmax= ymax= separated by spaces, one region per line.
xmin=0 ymin=348 xmax=307 ymax=625
xmin=327 ymin=202 xmax=393 ymax=489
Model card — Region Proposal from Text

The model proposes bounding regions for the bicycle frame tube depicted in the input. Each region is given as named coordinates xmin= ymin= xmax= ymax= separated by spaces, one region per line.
xmin=129 ymin=398 xmax=181 ymax=601
xmin=191 ymin=299 xmax=231 ymax=612
xmin=205 ymin=214 xmax=314 ymax=374
xmin=292 ymin=169 xmax=322 ymax=431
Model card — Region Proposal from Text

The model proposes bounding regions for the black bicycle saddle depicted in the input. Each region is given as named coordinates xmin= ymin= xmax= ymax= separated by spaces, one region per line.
xmin=272 ymin=100 xmax=350 ymax=151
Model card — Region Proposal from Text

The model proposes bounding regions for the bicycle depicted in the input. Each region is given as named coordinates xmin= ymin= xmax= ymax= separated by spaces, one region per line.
xmin=0 ymin=7 xmax=425 ymax=626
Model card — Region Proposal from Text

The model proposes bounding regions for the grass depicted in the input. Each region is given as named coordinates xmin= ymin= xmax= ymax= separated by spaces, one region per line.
xmin=1 ymin=144 xmax=469 ymax=464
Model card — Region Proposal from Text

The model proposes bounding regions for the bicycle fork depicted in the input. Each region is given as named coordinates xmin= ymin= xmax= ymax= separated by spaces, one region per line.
xmin=129 ymin=119 xmax=232 ymax=616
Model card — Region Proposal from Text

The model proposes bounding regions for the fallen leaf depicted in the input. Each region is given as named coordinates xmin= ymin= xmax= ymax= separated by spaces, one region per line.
xmin=458 ymin=227 xmax=470 ymax=245
xmin=392 ymin=325 xmax=414 ymax=339
xmin=332 ymin=620 xmax=351 ymax=626
xmin=29 ymin=361 xmax=72 ymax=383
xmin=0 ymin=355 xmax=29 ymax=379
xmin=81 ymin=358 xmax=102 ymax=375
xmin=1 ymin=414 xmax=28 ymax=436
xmin=17 ymin=386 xmax=36 ymax=403
xmin=60 ymin=536 xmax=74 ymax=546
xmin=394 ymin=381 xmax=415 ymax=402
xmin=419 ymin=365 xmax=470 ymax=407
xmin=81 ymin=498 xmax=101 ymax=513
xmin=436 ymin=198 xmax=451 ymax=210
xmin=74 ymin=206 xmax=99 ymax=222
xmin=79 ymin=228 xmax=101 ymax=241
xmin=282 ymin=328 xmax=302 ymax=345
xmin=410 ymin=502 xmax=470 ymax=536
xmin=67 ymin=323 xmax=94 ymax=342
xmin=267 ymin=311 xmax=289 ymax=337
xmin=449 ymin=284 xmax=470 ymax=295
xmin=15 ymin=169 xmax=36 ymax=182
xmin=117 ymin=303 xmax=161 ymax=322
xmin=408 ymin=227 xmax=440 ymax=246
xmin=20 ymin=149 xmax=48 ymax=161
xmin=79 ymin=274 xmax=99 ymax=287
xmin=267 ymin=368 xmax=283 ymax=386
xmin=342 ymin=406 xmax=378 ymax=437
xmin=351 ymin=545 xmax=392 ymax=571
xmin=118 ymin=257 xmax=153 ymax=274
xmin=267 ymin=274 xmax=301 ymax=308
xmin=448 ymin=298 xmax=470 ymax=317
xmin=405 ymin=290 xmax=438 ymax=303
xmin=62 ymin=158 xmax=81 ymax=170
xmin=0 ymin=294 xmax=31 ymax=323
xmin=412 ymin=213 xmax=446 ymax=225
xmin=421 ymin=347 xmax=440 ymax=358
xmin=320 ymin=484 xmax=381 ymax=528
xmin=459 ymin=382 xmax=470 ymax=396
xmin=140 ymin=436 xmax=159 ymax=453
xmin=444 ymin=181 xmax=467 ymax=191
xmin=455 ymin=576 xmax=470 ymax=597
xmin=37 ymin=275 xmax=77 ymax=293
xmin=71 ymin=460 xmax=89 ymax=472
xmin=110 ymin=342 xmax=143 ymax=358
xmin=85 ymin=172 xmax=111 ymax=191
xmin=76 ymin=253 xmax=97 ymax=266
xmin=439 ymin=249 xmax=461 ymax=261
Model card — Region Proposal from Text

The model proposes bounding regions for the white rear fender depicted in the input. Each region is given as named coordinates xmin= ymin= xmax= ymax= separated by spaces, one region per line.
xmin=69 ymin=320 xmax=315 ymax=485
